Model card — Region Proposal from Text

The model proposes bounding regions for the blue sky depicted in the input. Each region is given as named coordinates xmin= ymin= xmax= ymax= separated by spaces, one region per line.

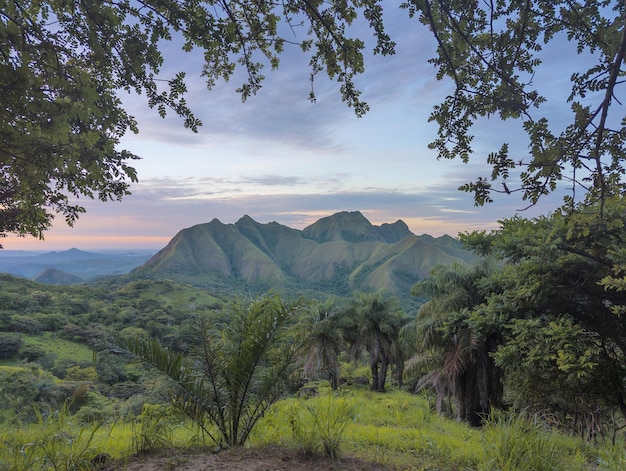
xmin=6 ymin=4 xmax=578 ymax=250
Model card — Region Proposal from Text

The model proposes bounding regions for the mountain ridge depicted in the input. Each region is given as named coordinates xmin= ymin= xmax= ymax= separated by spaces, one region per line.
xmin=133 ymin=211 xmax=478 ymax=301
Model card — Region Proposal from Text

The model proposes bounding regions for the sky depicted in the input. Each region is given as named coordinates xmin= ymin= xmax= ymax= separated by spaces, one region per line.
xmin=5 ymin=4 xmax=578 ymax=251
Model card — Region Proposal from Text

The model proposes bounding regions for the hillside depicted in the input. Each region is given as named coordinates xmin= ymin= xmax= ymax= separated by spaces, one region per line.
xmin=132 ymin=211 xmax=478 ymax=301
xmin=33 ymin=268 xmax=83 ymax=284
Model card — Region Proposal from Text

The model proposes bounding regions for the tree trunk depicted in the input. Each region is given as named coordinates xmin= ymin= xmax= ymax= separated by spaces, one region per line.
xmin=378 ymin=355 xmax=389 ymax=392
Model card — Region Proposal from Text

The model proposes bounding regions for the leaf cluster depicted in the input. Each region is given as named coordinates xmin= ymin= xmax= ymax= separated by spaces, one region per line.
xmin=97 ymin=292 xmax=306 ymax=447
xmin=1 ymin=1 xmax=395 ymax=241
xmin=401 ymin=0 xmax=626 ymax=210
xmin=458 ymin=197 xmax=626 ymax=432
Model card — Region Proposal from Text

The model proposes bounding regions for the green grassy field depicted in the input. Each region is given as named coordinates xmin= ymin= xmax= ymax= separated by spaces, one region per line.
xmin=1 ymin=385 xmax=622 ymax=471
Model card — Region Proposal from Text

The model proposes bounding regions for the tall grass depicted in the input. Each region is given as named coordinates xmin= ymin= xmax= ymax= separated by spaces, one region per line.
xmin=597 ymin=438 xmax=626 ymax=470
xmin=0 ymin=403 xmax=206 ymax=471
xmin=0 ymin=403 xmax=110 ymax=471
xmin=288 ymin=393 xmax=355 ymax=460
xmin=1 ymin=387 xmax=618 ymax=471
xmin=254 ymin=387 xmax=485 ymax=469
xmin=480 ymin=410 xmax=589 ymax=471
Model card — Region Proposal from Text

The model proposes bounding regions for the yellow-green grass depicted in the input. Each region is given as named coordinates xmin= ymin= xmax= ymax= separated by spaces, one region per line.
xmin=0 ymin=333 xmax=93 ymax=368
xmin=251 ymin=387 xmax=485 ymax=470
xmin=0 ymin=410 xmax=207 ymax=470
xmin=1 ymin=385 xmax=621 ymax=471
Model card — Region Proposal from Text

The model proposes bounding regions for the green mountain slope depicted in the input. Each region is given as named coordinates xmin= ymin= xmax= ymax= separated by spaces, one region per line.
xmin=132 ymin=211 xmax=478 ymax=300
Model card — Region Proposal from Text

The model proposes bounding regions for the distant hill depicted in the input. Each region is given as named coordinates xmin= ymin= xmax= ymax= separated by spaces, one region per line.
xmin=33 ymin=268 xmax=84 ymax=285
xmin=132 ymin=211 xmax=479 ymax=302
xmin=0 ymin=248 xmax=156 ymax=281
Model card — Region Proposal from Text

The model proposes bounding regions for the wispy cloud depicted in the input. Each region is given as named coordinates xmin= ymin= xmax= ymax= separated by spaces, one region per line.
xmin=5 ymin=3 xmax=580 ymax=251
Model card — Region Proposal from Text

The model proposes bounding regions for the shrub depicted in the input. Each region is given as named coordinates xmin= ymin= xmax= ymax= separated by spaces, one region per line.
xmin=289 ymin=394 xmax=354 ymax=460
xmin=18 ymin=344 xmax=45 ymax=362
xmin=98 ymin=293 xmax=306 ymax=447
xmin=0 ymin=334 xmax=22 ymax=358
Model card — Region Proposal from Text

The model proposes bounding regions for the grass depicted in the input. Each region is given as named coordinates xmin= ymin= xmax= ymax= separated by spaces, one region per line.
xmin=1 ymin=385 xmax=623 ymax=471
xmin=23 ymin=333 xmax=93 ymax=363
xmin=0 ymin=333 xmax=93 ymax=368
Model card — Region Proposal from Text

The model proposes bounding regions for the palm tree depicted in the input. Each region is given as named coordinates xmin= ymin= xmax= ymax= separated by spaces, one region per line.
xmin=301 ymin=299 xmax=344 ymax=390
xmin=402 ymin=259 xmax=502 ymax=426
xmin=97 ymin=293 xmax=305 ymax=447
xmin=342 ymin=292 xmax=408 ymax=392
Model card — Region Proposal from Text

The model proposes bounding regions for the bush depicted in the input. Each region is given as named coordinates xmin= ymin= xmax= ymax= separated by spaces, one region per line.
xmin=10 ymin=316 xmax=44 ymax=334
xmin=18 ymin=344 xmax=46 ymax=362
xmin=288 ymin=394 xmax=354 ymax=460
xmin=0 ymin=334 xmax=22 ymax=358
xmin=65 ymin=365 xmax=98 ymax=382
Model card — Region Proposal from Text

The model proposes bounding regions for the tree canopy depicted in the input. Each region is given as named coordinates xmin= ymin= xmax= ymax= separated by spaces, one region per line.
xmin=1 ymin=0 xmax=394 ymax=243
xmin=407 ymin=0 xmax=626 ymax=210
xmin=3 ymin=1 xmax=624 ymax=240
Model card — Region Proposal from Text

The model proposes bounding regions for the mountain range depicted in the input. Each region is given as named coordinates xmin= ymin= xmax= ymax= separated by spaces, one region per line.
xmin=0 ymin=248 xmax=156 ymax=282
xmin=132 ymin=211 xmax=478 ymax=300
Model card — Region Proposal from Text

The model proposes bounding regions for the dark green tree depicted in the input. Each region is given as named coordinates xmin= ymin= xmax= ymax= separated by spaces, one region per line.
xmin=462 ymin=196 xmax=626 ymax=434
xmin=0 ymin=334 xmax=21 ymax=359
xmin=98 ymin=293 xmax=305 ymax=447
xmin=1 ymin=0 xmax=394 ymax=243
xmin=301 ymin=299 xmax=344 ymax=390
xmin=342 ymin=292 xmax=408 ymax=392
xmin=402 ymin=259 xmax=502 ymax=426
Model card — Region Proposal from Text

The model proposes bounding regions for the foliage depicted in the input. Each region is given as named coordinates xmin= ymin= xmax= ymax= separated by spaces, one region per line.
xmin=130 ymin=403 xmax=182 ymax=455
xmin=461 ymin=196 xmax=626 ymax=435
xmin=301 ymin=299 xmax=344 ymax=390
xmin=255 ymin=388 xmax=485 ymax=470
xmin=0 ymin=333 xmax=22 ymax=358
xmin=341 ymin=292 xmax=409 ymax=392
xmin=403 ymin=259 xmax=503 ymax=426
xmin=3 ymin=0 xmax=623 ymax=241
xmin=286 ymin=393 xmax=355 ymax=460
xmin=2 ymin=384 xmax=621 ymax=471
xmin=98 ymin=292 xmax=306 ymax=447
xmin=480 ymin=410 xmax=588 ymax=471
xmin=0 ymin=366 xmax=70 ymax=420
xmin=0 ymin=402 xmax=109 ymax=471
xmin=0 ymin=1 xmax=395 ymax=241
xmin=402 ymin=0 xmax=626 ymax=210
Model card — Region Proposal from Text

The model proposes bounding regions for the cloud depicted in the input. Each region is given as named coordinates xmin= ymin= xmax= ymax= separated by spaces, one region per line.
xmin=5 ymin=3 xmax=583 ymax=251
xmin=242 ymin=175 xmax=305 ymax=186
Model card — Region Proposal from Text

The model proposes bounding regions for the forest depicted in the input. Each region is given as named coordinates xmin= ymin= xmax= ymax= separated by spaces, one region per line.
xmin=3 ymin=0 xmax=626 ymax=469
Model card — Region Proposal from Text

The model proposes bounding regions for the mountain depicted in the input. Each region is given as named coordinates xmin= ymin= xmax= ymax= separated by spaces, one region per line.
xmin=133 ymin=212 xmax=479 ymax=301
xmin=301 ymin=211 xmax=412 ymax=243
xmin=33 ymin=268 xmax=84 ymax=285
xmin=0 ymin=248 xmax=156 ymax=280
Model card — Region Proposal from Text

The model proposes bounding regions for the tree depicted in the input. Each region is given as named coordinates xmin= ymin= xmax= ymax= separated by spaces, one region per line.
xmin=0 ymin=334 xmax=22 ymax=359
xmin=97 ymin=293 xmax=305 ymax=447
xmin=403 ymin=1 xmax=626 ymax=211
xmin=342 ymin=292 xmax=408 ymax=392
xmin=1 ymin=1 xmax=394 ymax=243
xmin=402 ymin=259 xmax=503 ymax=426
xmin=5 ymin=2 xmax=623 ymax=242
xmin=301 ymin=299 xmax=344 ymax=390
xmin=462 ymin=198 xmax=626 ymax=434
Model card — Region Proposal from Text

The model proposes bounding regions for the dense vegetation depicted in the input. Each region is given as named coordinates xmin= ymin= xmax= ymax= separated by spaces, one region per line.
xmin=3 ymin=0 xmax=626 ymax=468
xmin=2 ymin=204 xmax=626 ymax=468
